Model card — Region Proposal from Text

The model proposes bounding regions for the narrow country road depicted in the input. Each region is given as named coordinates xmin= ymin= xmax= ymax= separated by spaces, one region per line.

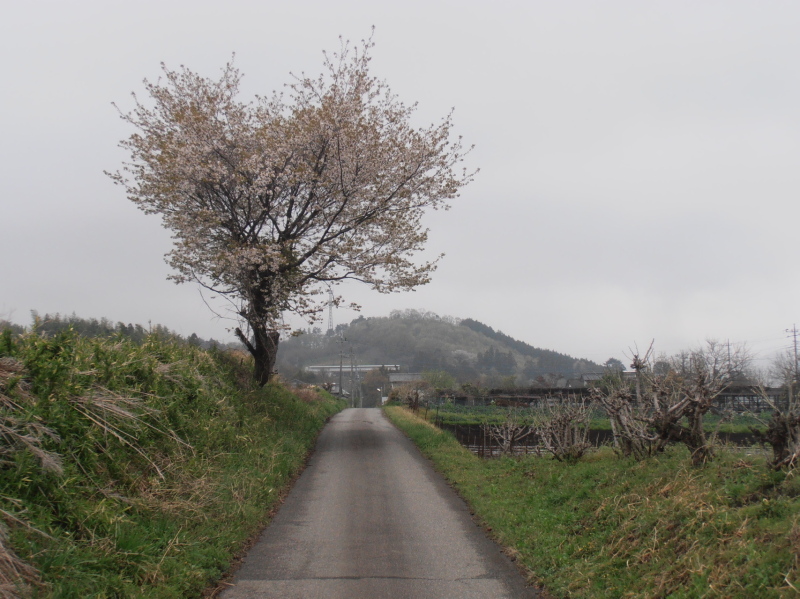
xmin=220 ymin=408 xmax=539 ymax=599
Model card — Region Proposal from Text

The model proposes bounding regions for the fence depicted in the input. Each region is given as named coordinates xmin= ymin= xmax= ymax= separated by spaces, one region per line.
xmin=436 ymin=385 xmax=786 ymax=413
xmin=435 ymin=422 xmax=763 ymax=458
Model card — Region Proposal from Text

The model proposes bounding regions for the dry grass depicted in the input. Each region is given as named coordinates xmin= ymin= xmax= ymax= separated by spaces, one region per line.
xmin=0 ymin=359 xmax=30 ymax=412
xmin=135 ymin=456 xmax=220 ymax=520
xmin=0 ymin=330 xmax=346 ymax=596
xmin=0 ymin=359 xmax=62 ymax=476
xmin=0 ymin=531 xmax=39 ymax=599
xmin=291 ymin=386 xmax=325 ymax=404
xmin=0 ymin=513 xmax=50 ymax=599
xmin=0 ymin=359 xmax=54 ymax=597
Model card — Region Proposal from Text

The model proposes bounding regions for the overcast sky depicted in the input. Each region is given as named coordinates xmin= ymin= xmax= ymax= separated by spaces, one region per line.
xmin=2 ymin=1 xmax=799 ymax=368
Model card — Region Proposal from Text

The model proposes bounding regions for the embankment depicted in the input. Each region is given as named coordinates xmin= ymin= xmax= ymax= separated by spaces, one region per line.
xmin=385 ymin=405 xmax=800 ymax=598
xmin=0 ymin=328 xmax=344 ymax=597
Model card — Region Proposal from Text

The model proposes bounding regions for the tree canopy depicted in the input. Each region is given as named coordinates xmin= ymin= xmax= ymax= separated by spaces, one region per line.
xmin=110 ymin=36 xmax=474 ymax=384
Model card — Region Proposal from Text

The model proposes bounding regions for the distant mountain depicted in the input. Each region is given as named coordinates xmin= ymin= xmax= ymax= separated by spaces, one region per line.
xmin=276 ymin=310 xmax=601 ymax=386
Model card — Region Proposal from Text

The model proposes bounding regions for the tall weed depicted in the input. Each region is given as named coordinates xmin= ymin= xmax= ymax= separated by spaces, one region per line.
xmin=0 ymin=327 xmax=343 ymax=597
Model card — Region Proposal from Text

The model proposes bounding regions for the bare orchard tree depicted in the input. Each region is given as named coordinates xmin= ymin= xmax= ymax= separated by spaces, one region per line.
xmin=591 ymin=343 xmax=659 ymax=459
xmin=486 ymin=408 xmax=535 ymax=455
xmin=590 ymin=374 xmax=657 ymax=459
xmin=663 ymin=341 xmax=749 ymax=465
xmin=109 ymin=36 xmax=474 ymax=385
xmin=751 ymin=351 xmax=800 ymax=469
xmin=593 ymin=341 xmax=749 ymax=466
xmin=389 ymin=382 xmax=430 ymax=412
xmin=533 ymin=397 xmax=593 ymax=462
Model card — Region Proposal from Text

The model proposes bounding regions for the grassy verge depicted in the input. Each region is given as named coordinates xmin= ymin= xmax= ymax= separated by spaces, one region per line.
xmin=0 ymin=328 xmax=344 ymax=598
xmin=385 ymin=405 xmax=800 ymax=598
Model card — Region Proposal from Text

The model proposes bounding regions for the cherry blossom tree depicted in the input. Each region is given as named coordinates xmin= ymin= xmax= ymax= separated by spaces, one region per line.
xmin=109 ymin=37 xmax=474 ymax=385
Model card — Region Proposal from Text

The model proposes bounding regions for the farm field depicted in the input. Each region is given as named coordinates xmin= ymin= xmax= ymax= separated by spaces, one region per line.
xmin=385 ymin=405 xmax=800 ymax=598
xmin=417 ymin=401 xmax=767 ymax=440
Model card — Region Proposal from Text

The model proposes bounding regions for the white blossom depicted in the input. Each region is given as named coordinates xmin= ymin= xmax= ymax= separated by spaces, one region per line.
xmin=108 ymin=36 xmax=475 ymax=384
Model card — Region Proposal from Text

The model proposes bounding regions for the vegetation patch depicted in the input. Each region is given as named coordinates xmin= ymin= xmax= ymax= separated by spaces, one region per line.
xmin=422 ymin=403 xmax=766 ymax=440
xmin=386 ymin=405 xmax=800 ymax=598
xmin=0 ymin=327 xmax=344 ymax=598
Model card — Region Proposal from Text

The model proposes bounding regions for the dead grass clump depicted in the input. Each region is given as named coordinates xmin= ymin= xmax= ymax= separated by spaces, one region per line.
xmin=132 ymin=453 xmax=221 ymax=522
xmin=0 ymin=359 xmax=31 ymax=411
xmin=292 ymin=387 xmax=322 ymax=404
xmin=0 ymin=418 xmax=63 ymax=476
xmin=0 ymin=359 xmax=25 ymax=382
xmin=0 ymin=358 xmax=62 ymax=476
xmin=0 ymin=519 xmax=45 ymax=599
xmin=69 ymin=386 xmax=193 ymax=479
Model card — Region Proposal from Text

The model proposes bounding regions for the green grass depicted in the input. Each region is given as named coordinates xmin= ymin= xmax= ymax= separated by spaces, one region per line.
xmin=386 ymin=405 xmax=800 ymax=598
xmin=0 ymin=327 xmax=345 ymax=597
xmin=705 ymin=412 xmax=769 ymax=434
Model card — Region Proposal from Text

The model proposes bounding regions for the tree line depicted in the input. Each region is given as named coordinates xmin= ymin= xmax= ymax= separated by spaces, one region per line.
xmin=1 ymin=312 xmax=234 ymax=350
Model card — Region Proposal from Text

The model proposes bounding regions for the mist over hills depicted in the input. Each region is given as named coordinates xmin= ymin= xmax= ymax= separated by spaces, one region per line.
xmin=276 ymin=310 xmax=603 ymax=386
xmin=1 ymin=310 xmax=604 ymax=388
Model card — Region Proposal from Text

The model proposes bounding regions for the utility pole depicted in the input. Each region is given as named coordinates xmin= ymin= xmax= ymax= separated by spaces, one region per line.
xmin=787 ymin=324 xmax=799 ymax=383
xmin=726 ymin=339 xmax=732 ymax=378
xmin=336 ymin=335 xmax=346 ymax=399
xmin=349 ymin=350 xmax=356 ymax=408
xmin=355 ymin=355 xmax=362 ymax=408
xmin=348 ymin=352 xmax=363 ymax=408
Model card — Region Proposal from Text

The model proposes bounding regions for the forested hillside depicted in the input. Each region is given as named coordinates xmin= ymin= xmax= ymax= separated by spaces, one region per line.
xmin=277 ymin=310 xmax=601 ymax=386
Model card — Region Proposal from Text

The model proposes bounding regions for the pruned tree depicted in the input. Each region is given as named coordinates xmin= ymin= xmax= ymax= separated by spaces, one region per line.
xmin=664 ymin=341 xmax=748 ymax=465
xmin=750 ymin=351 xmax=800 ymax=469
xmin=109 ymin=35 xmax=474 ymax=385
xmin=590 ymin=373 xmax=656 ymax=459
xmin=591 ymin=343 xmax=662 ymax=459
xmin=486 ymin=409 xmax=535 ymax=455
xmin=533 ymin=397 xmax=593 ymax=462
xmin=389 ymin=381 xmax=430 ymax=412
xmin=592 ymin=341 xmax=750 ymax=466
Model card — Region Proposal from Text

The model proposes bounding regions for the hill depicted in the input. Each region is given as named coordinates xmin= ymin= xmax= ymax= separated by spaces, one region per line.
xmin=276 ymin=309 xmax=601 ymax=386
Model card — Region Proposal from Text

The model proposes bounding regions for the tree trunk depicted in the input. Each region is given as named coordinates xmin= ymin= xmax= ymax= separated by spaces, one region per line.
xmin=686 ymin=408 xmax=713 ymax=466
xmin=236 ymin=326 xmax=280 ymax=387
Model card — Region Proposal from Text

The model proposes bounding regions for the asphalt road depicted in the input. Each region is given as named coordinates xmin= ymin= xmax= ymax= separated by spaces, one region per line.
xmin=220 ymin=408 xmax=539 ymax=599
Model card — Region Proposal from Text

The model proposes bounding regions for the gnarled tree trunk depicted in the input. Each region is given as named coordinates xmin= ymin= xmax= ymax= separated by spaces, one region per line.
xmin=236 ymin=326 xmax=280 ymax=387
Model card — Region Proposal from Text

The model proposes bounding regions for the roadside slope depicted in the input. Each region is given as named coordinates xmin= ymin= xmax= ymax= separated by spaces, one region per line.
xmin=385 ymin=405 xmax=800 ymax=598
xmin=0 ymin=328 xmax=344 ymax=597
